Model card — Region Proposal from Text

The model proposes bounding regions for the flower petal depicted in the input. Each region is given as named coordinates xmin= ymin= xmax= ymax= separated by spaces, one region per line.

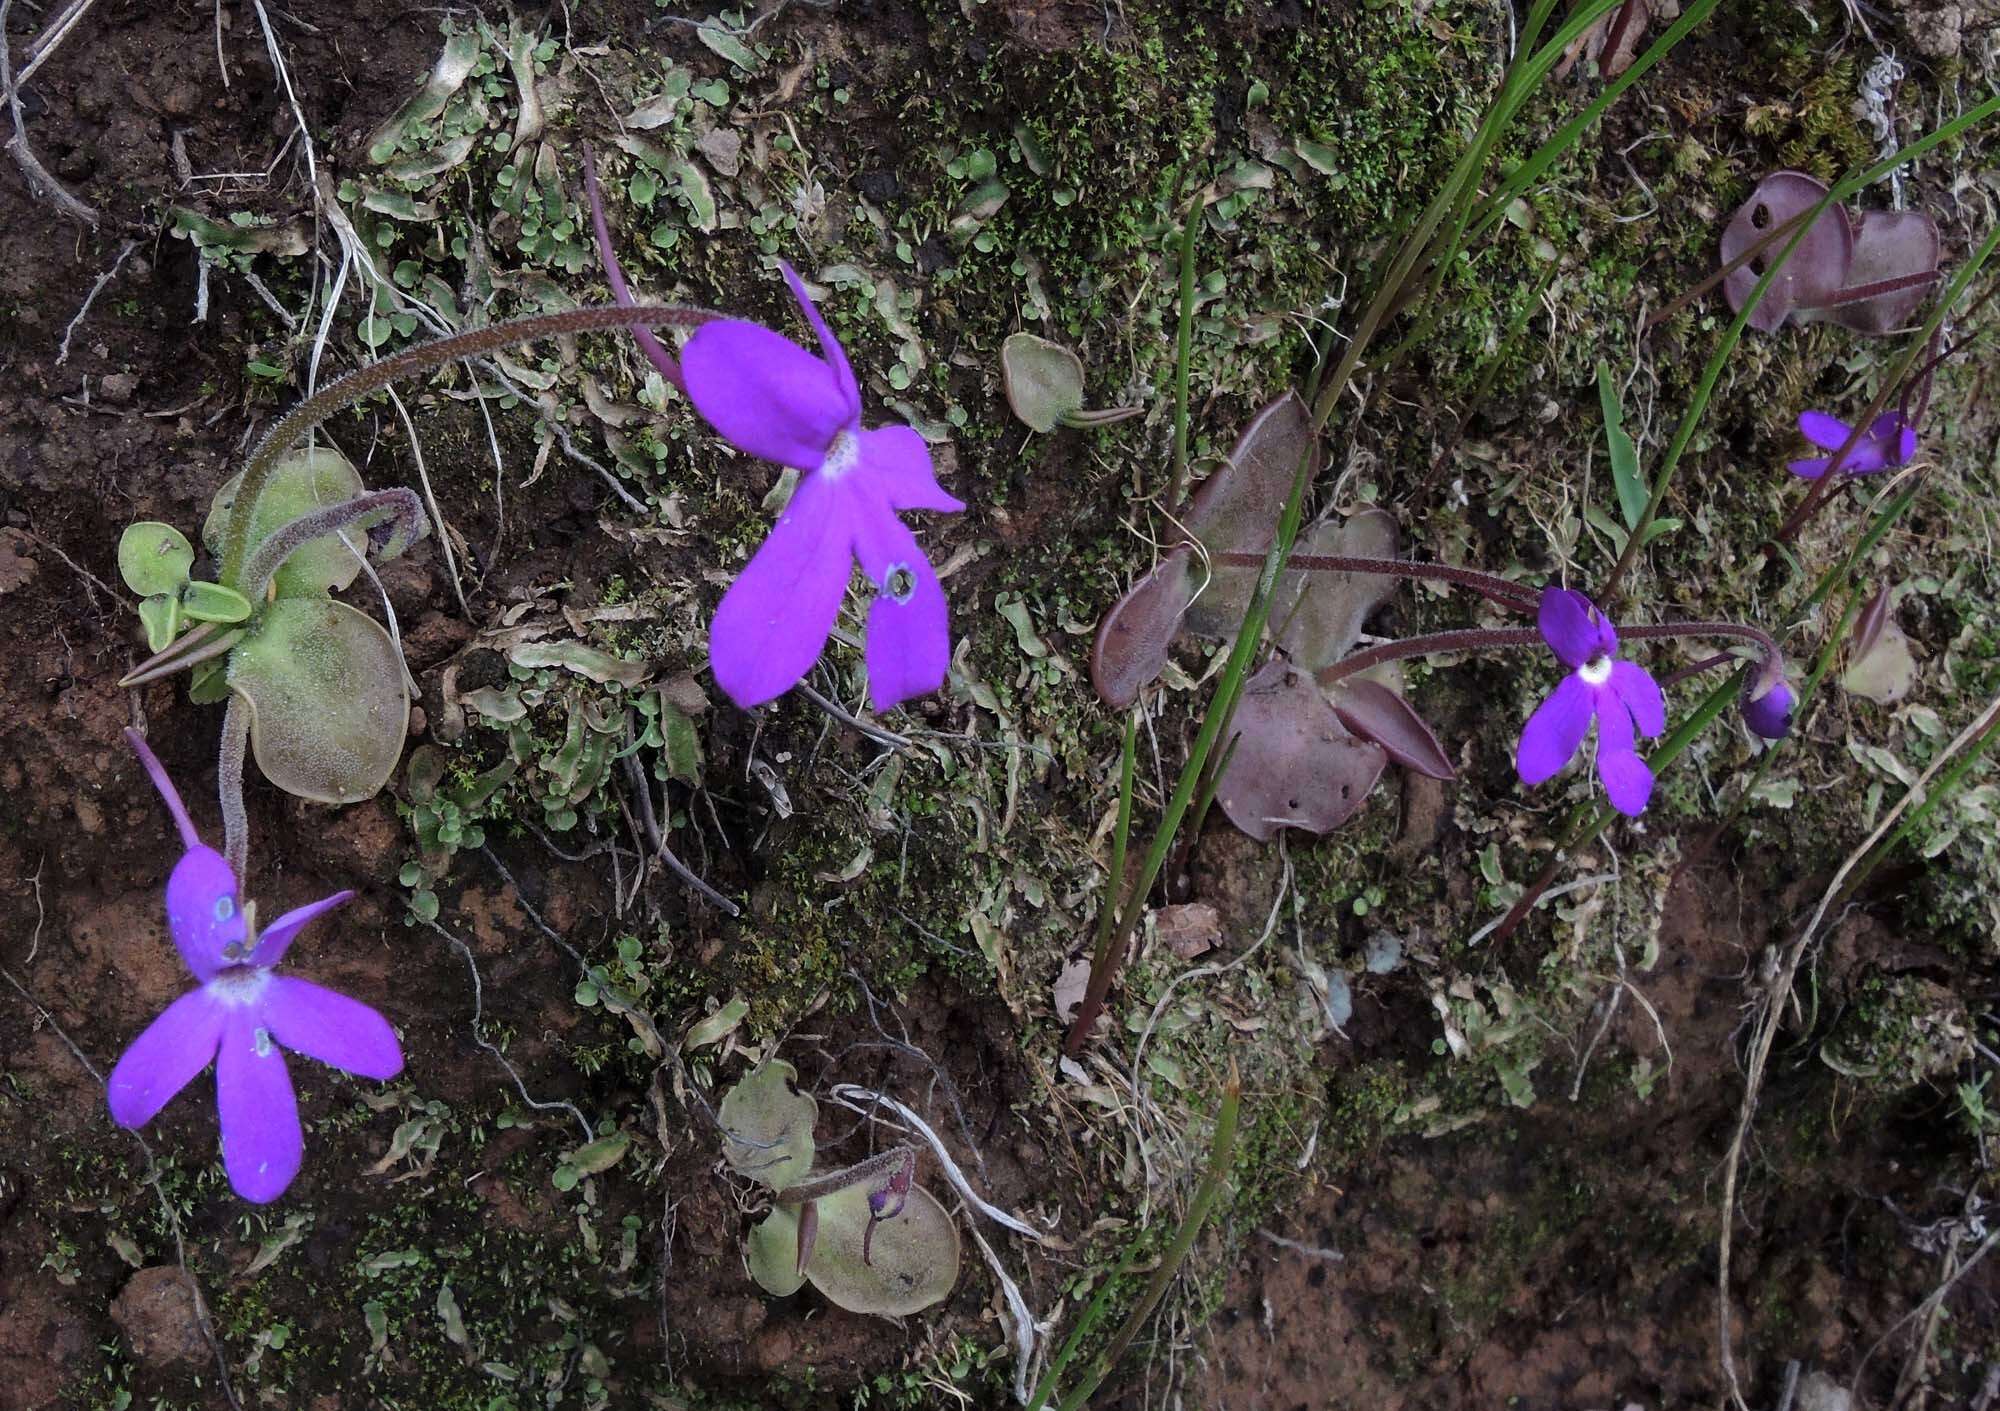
xmin=1593 ymin=688 xmax=1655 ymax=815
xmin=216 ymin=1013 xmax=303 ymax=1203
xmin=1610 ymin=660 xmax=1666 ymax=738
xmin=682 ymin=320 xmax=852 ymax=470
xmin=248 ymin=891 xmax=355 ymax=968
xmin=1866 ymin=412 xmax=1918 ymax=469
xmin=1832 ymin=437 xmax=1892 ymax=475
xmin=107 ymin=989 xmax=225 ymax=1130
xmin=262 ymin=976 xmax=404 ymax=1080
xmin=1538 ymin=590 xmax=1611 ymax=669
xmin=709 ymin=472 xmax=857 ymax=708
xmin=1516 ymin=673 xmax=1594 ymax=785
xmin=855 ymin=425 xmax=965 ymax=514
xmin=166 ymin=846 xmax=248 ymax=982
xmin=1597 ymin=747 xmax=1655 ymax=816
xmin=1787 ymin=456 xmax=1832 ymax=481
xmin=1798 ymin=410 xmax=1855 ymax=451
xmin=781 ymin=262 xmax=861 ymax=422
xmin=852 ymin=507 xmax=951 ymax=711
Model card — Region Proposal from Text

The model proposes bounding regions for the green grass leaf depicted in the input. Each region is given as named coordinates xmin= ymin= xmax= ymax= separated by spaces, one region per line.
xmin=1597 ymin=362 xmax=1645 ymax=531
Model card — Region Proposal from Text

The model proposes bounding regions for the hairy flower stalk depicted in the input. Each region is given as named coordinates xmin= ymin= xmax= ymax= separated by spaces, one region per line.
xmin=220 ymin=302 xmax=719 ymax=585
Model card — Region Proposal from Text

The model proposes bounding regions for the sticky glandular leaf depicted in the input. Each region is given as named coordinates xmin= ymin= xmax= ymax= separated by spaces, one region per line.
xmin=205 ymin=448 xmax=368 ymax=599
xmin=717 ymin=1060 xmax=817 ymax=1191
xmin=180 ymin=580 xmax=253 ymax=625
xmin=1825 ymin=209 xmax=1940 ymax=335
xmin=118 ymin=522 xmax=194 ymax=597
xmin=1842 ymin=613 xmax=1918 ymax=705
xmin=1182 ymin=393 xmax=1317 ymax=637
xmin=227 ymin=598 xmax=410 ymax=804
xmin=1000 ymin=333 xmax=1085 ymax=433
xmin=1090 ymin=545 xmax=1195 ymax=708
xmin=746 ymin=1205 xmax=808 ymax=1297
xmin=1217 ymin=661 xmax=1386 ymax=842
xmin=137 ymin=595 xmax=183 ymax=652
xmin=1720 ymin=171 xmax=1853 ymax=334
xmin=802 ymin=1182 xmax=959 ymax=1318
xmin=1274 ymin=508 xmax=1399 ymax=671
xmin=1331 ymin=678 xmax=1456 ymax=780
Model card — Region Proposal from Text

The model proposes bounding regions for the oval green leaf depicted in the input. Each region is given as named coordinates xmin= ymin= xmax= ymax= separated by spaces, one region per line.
xmin=227 ymin=598 xmax=410 ymax=803
xmin=717 ymin=1059 xmax=817 ymax=1191
xmin=181 ymin=580 xmax=253 ymax=624
xmin=746 ymin=1206 xmax=808 ymax=1298
xmin=205 ymin=447 xmax=366 ymax=597
xmin=1000 ymin=332 xmax=1085 ymax=434
xmin=804 ymin=1182 xmax=960 ymax=1318
xmin=118 ymin=523 xmax=194 ymax=596
xmin=137 ymin=594 xmax=183 ymax=652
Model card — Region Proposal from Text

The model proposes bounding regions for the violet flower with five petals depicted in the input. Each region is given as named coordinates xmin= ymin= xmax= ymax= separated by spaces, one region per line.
xmin=1788 ymin=410 xmax=1918 ymax=481
xmin=1515 ymin=590 xmax=1667 ymax=817
xmin=680 ymin=266 xmax=966 ymax=711
xmin=106 ymin=730 xmax=402 ymax=1203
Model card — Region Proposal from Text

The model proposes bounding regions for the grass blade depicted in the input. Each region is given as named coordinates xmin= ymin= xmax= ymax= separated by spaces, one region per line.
xmin=1597 ymin=361 xmax=1646 ymax=530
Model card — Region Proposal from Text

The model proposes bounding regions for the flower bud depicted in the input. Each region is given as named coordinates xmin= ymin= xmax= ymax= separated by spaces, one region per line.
xmin=1741 ymin=672 xmax=1795 ymax=740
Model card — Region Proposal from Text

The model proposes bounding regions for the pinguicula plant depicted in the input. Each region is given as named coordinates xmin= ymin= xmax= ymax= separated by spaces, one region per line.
xmin=1771 ymin=261 xmax=2000 ymax=541
xmin=115 ymin=294 xmax=721 ymax=877
xmin=718 ymin=1059 xmax=960 ymax=1317
xmin=1092 ymin=393 xmax=1456 ymax=841
xmin=117 ymin=446 xmax=427 ymax=817
xmin=107 ymin=729 xmax=402 ymax=1203
xmin=585 ymin=152 xmax=963 ymax=713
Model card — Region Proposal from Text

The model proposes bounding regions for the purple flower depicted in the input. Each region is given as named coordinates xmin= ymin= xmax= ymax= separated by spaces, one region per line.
xmin=583 ymin=157 xmax=962 ymax=711
xmin=106 ymin=730 xmax=402 ymax=1204
xmin=1515 ymin=590 xmax=1667 ymax=817
xmin=681 ymin=266 xmax=965 ymax=712
xmin=1788 ymin=410 xmax=1918 ymax=481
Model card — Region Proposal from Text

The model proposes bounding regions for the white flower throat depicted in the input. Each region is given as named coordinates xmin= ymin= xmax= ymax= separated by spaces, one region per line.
xmin=206 ymin=965 xmax=273 ymax=1009
xmin=1579 ymin=654 xmax=1614 ymax=686
xmin=820 ymin=428 xmax=861 ymax=481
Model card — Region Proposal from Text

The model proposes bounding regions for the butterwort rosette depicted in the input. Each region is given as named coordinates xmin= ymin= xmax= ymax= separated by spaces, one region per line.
xmin=681 ymin=264 xmax=965 ymax=712
xmin=1788 ymin=409 xmax=1918 ymax=481
xmin=106 ymin=730 xmax=402 ymax=1203
xmin=1515 ymin=590 xmax=1666 ymax=817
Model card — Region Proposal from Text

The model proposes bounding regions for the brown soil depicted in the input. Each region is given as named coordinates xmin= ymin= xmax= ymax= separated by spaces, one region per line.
xmin=1199 ymin=855 xmax=2000 ymax=1410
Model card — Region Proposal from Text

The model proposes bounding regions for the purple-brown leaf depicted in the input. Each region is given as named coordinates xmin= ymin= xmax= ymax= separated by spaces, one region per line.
xmin=1275 ymin=508 xmax=1400 ymax=671
xmin=1091 ymin=545 xmax=1195 ymax=708
xmin=1332 ymin=678 xmax=1456 ymax=781
xmin=1183 ymin=393 xmax=1319 ymax=639
xmin=1217 ymin=661 xmax=1386 ymax=842
xmin=1824 ymin=209 xmax=1940 ymax=335
xmin=1852 ymin=585 xmax=1891 ymax=660
xmin=1721 ymin=171 xmax=1852 ymax=333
